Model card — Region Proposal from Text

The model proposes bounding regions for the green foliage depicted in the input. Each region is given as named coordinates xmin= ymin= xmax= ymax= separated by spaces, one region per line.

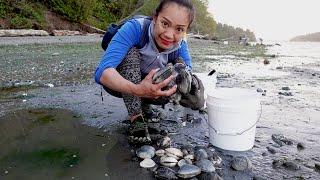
xmin=215 ymin=23 xmax=256 ymax=41
xmin=0 ymin=0 xmax=7 ymax=18
xmin=10 ymin=15 xmax=33 ymax=29
xmin=48 ymin=0 xmax=96 ymax=22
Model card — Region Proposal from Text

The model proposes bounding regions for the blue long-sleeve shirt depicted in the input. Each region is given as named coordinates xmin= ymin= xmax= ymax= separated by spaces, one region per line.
xmin=95 ymin=18 xmax=192 ymax=85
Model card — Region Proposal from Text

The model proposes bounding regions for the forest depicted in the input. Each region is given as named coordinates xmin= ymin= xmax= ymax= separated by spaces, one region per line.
xmin=0 ymin=0 xmax=256 ymax=41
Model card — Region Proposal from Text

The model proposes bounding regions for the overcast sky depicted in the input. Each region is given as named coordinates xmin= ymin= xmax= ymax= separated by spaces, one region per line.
xmin=208 ymin=0 xmax=320 ymax=41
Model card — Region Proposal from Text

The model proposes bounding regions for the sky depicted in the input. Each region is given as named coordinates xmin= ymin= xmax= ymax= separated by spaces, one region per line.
xmin=208 ymin=0 xmax=320 ymax=41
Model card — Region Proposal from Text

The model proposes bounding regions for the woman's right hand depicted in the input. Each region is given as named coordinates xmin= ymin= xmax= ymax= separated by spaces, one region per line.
xmin=133 ymin=69 xmax=177 ymax=98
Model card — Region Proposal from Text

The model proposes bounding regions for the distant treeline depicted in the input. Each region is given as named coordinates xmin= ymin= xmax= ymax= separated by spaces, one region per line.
xmin=0 ymin=0 xmax=256 ymax=41
xmin=290 ymin=32 xmax=320 ymax=42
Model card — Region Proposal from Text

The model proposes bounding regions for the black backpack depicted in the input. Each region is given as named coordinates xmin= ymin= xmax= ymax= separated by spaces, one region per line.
xmin=101 ymin=15 xmax=179 ymax=61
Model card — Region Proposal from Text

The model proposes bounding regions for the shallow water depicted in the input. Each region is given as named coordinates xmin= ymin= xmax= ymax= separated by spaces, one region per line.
xmin=0 ymin=108 xmax=152 ymax=180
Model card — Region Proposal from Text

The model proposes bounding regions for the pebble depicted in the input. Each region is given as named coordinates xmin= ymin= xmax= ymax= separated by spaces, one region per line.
xmin=266 ymin=146 xmax=277 ymax=154
xmin=283 ymin=161 xmax=300 ymax=171
xmin=281 ymin=87 xmax=290 ymax=91
xmin=4 ymin=170 xmax=8 ymax=174
xmin=231 ymin=156 xmax=252 ymax=171
xmin=256 ymin=88 xmax=263 ymax=92
xmin=297 ymin=142 xmax=305 ymax=150
xmin=315 ymin=163 xmax=320 ymax=172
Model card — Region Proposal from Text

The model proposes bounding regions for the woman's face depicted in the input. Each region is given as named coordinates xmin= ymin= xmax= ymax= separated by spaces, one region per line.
xmin=153 ymin=3 xmax=190 ymax=52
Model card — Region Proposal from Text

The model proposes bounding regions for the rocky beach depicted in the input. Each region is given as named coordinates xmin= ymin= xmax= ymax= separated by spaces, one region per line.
xmin=0 ymin=36 xmax=319 ymax=180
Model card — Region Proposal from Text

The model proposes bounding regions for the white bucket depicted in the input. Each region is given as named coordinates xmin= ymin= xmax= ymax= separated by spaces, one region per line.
xmin=206 ymin=88 xmax=261 ymax=151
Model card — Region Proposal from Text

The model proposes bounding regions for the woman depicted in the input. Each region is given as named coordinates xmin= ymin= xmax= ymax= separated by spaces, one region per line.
xmin=95 ymin=0 xmax=201 ymax=124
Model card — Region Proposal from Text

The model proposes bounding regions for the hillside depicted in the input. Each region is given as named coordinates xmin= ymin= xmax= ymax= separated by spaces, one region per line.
xmin=0 ymin=0 xmax=255 ymax=40
xmin=290 ymin=32 xmax=320 ymax=42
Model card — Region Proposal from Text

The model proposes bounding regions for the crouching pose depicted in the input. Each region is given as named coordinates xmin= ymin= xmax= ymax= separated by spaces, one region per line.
xmin=94 ymin=0 xmax=204 ymax=142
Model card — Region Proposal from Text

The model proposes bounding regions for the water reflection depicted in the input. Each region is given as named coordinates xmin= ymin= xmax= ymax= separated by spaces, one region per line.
xmin=0 ymin=108 xmax=152 ymax=180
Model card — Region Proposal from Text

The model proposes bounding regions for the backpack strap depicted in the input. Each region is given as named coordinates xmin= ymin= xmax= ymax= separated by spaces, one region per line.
xmin=136 ymin=17 xmax=152 ymax=49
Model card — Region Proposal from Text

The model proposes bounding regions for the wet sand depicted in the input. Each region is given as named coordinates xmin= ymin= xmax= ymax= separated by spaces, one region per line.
xmin=0 ymin=37 xmax=319 ymax=179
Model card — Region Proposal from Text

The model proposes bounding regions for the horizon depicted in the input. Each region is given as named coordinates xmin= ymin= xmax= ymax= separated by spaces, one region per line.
xmin=208 ymin=0 xmax=320 ymax=41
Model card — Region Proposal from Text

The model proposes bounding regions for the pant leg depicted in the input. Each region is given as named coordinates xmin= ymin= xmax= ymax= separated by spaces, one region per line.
xmin=116 ymin=47 xmax=142 ymax=117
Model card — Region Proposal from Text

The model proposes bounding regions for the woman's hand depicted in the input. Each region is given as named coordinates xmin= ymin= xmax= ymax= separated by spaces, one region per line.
xmin=133 ymin=69 xmax=177 ymax=98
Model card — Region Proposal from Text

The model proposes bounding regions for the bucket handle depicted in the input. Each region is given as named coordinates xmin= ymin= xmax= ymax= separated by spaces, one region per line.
xmin=206 ymin=102 xmax=262 ymax=136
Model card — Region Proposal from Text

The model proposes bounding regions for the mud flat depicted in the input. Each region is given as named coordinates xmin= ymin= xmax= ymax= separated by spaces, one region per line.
xmin=1 ymin=37 xmax=320 ymax=179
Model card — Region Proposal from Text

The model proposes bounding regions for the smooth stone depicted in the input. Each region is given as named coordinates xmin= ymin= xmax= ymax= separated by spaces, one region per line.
xmin=231 ymin=156 xmax=252 ymax=171
xmin=140 ymin=158 xmax=156 ymax=168
xmin=177 ymin=164 xmax=201 ymax=179
xmin=196 ymin=159 xmax=215 ymax=173
xmin=136 ymin=145 xmax=155 ymax=159
xmin=160 ymin=156 xmax=178 ymax=167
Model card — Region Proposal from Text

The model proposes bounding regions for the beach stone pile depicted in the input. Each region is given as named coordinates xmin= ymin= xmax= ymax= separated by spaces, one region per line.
xmin=135 ymin=144 xmax=223 ymax=179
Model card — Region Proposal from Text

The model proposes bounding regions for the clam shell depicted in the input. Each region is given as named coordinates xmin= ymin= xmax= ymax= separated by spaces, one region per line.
xmin=178 ymin=159 xmax=188 ymax=167
xmin=184 ymin=154 xmax=194 ymax=160
xmin=177 ymin=164 xmax=201 ymax=179
xmin=156 ymin=149 xmax=165 ymax=157
xmin=136 ymin=145 xmax=155 ymax=159
xmin=195 ymin=159 xmax=215 ymax=173
xmin=165 ymin=147 xmax=183 ymax=158
xmin=140 ymin=158 xmax=156 ymax=168
xmin=160 ymin=156 xmax=178 ymax=167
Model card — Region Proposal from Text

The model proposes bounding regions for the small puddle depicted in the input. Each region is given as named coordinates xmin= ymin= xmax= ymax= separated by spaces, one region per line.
xmin=0 ymin=108 xmax=152 ymax=180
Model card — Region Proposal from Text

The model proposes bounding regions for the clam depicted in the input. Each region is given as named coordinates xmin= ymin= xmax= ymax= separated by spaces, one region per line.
xmin=156 ymin=149 xmax=165 ymax=157
xmin=136 ymin=145 xmax=155 ymax=159
xmin=178 ymin=159 xmax=188 ymax=167
xmin=154 ymin=166 xmax=178 ymax=180
xmin=152 ymin=63 xmax=174 ymax=84
xmin=184 ymin=154 xmax=194 ymax=160
xmin=177 ymin=164 xmax=201 ymax=179
xmin=162 ymin=136 xmax=171 ymax=147
xmin=165 ymin=147 xmax=183 ymax=158
xmin=194 ymin=148 xmax=208 ymax=161
xmin=140 ymin=158 xmax=156 ymax=168
xmin=195 ymin=159 xmax=215 ymax=173
xmin=160 ymin=156 xmax=178 ymax=167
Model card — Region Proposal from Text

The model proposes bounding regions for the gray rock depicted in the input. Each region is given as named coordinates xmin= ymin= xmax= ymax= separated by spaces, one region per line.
xmin=272 ymin=158 xmax=285 ymax=169
xmin=283 ymin=161 xmax=300 ymax=171
xmin=256 ymin=88 xmax=263 ymax=92
xmin=266 ymin=146 xmax=277 ymax=154
xmin=231 ymin=156 xmax=252 ymax=171
xmin=297 ymin=142 xmax=305 ymax=150
xmin=271 ymin=134 xmax=293 ymax=146
xmin=177 ymin=164 xmax=201 ymax=179
xmin=197 ymin=172 xmax=223 ymax=180
xmin=281 ymin=87 xmax=290 ymax=91
xmin=155 ymin=167 xmax=178 ymax=180
xmin=253 ymin=175 xmax=267 ymax=180
xmin=195 ymin=159 xmax=215 ymax=173
xmin=315 ymin=163 xmax=320 ymax=172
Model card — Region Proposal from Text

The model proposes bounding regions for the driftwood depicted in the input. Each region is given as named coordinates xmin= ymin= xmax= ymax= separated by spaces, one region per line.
xmin=0 ymin=29 xmax=49 ymax=37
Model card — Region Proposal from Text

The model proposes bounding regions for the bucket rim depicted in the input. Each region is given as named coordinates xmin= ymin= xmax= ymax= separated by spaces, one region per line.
xmin=207 ymin=87 xmax=260 ymax=100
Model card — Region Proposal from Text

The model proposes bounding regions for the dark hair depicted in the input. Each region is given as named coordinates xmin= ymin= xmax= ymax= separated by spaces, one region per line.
xmin=154 ymin=0 xmax=195 ymax=27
